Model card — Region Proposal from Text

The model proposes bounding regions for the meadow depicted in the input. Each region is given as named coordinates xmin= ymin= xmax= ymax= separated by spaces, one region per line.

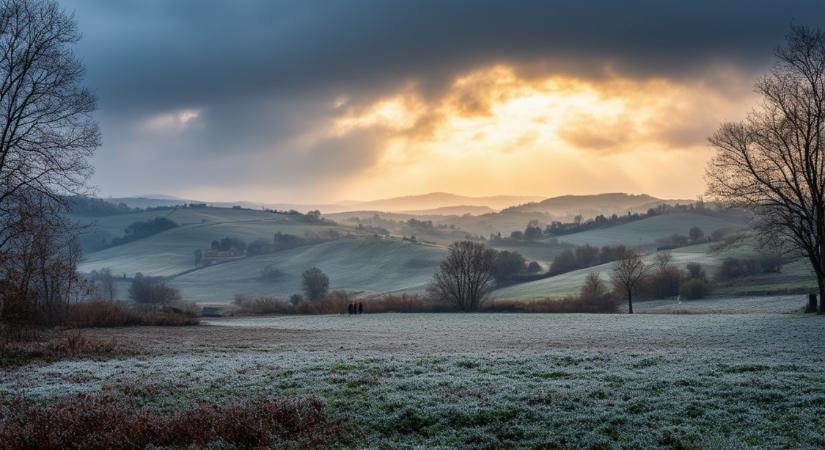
xmin=3 ymin=306 xmax=824 ymax=449
xmin=75 ymin=206 xmax=783 ymax=304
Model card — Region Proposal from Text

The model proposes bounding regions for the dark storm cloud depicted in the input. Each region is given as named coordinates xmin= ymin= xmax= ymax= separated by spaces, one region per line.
xmin=61 ymin=0 xmax=825 ymax=199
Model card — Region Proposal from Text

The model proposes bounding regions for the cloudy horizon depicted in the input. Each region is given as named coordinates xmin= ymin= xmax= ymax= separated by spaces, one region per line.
xmin=63 ymin=0 xmax=825 ymax=203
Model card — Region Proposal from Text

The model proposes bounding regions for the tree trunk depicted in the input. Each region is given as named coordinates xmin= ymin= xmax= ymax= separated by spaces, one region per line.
xmin=818 ymin=274 xmax=825 ymax=315
xmin=627 ymin=289 xmax=633 ymax=314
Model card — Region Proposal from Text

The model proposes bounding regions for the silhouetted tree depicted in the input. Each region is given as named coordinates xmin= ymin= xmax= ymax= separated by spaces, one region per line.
xmin=580 ymin=272 xmax=608 ymax=301
xmin=707 ymin=26 xmax=825 ymax=313
xmin=128 ymin=273 xmax=180 ymax=309
xmin=611 ymin=251 xmax=647 ymax=314
xmin=0 ymin=0 xmax=99 ymax=255
xmin=0 ymin=1 xmax=99 ymax=326
xmin=688 ymin=226 xmax=704 ymax=242
xmin=430 ymin=240 xmax=496 ymax=311
xmin=89 ymin=267 xmax=116 ymax=302
xmin=301 ymin=267 xmax=329 ymax=300
xmin=491 ymin=250 xmax=526 ymax=284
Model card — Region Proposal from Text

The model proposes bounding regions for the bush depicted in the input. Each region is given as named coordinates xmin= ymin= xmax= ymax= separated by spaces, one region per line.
xmin=0 ymin=394 xmax=344 ymax=449
xmin=233 ymin=296 xmax=291 ymax=315
xmin=679 ymin=278 xmax=710 ymax=299
xmin=1 ymin=332 xmax=119 ymax=367
xmin=128 ymin=274 xmax=181 ymax=309
xmin=685 ymin=262 xmax=706 ymax=281
xmin=483 ymin=295 xmax=618 ymax=313
xmin=713 ymin=255 xmax=784 ymax=281
xmin=491 ymin=250 xmax=527 ymax=284
xmin=60 ymin=302 xmax=199 ymax=328
xmin=294 ymin=290 xmax=349 ymax=314
xmin=647 ymin=266 xmax=683 ymax=299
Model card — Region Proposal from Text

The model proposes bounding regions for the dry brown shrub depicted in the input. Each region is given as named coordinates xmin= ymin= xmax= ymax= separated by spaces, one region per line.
xmin=0 ymin=394 xmax=346 ymax=449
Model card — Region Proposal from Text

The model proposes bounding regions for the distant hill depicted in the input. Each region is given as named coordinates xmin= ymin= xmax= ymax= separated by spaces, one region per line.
xmin=106 ymin=196 xmax=199 ymax=209
xmin=344 ymin=192 xmax=543 ymax=213
xmin=103 ymin=192 xmax=539 ymax=215
xmin=401 ymin=205 xmax=495 ymax=216
xmin=504 ymin=193 xmax=693 ymax=219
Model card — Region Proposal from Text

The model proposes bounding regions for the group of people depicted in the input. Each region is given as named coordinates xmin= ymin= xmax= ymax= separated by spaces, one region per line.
xmin=347 ymin=302 xmax=364 ymax=315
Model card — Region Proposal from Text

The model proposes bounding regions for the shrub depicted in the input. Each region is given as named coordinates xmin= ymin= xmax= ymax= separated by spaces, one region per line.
xmin=483 ymin=295 xmax=618 ymax=313
xmin=491 ymin=250 xmax=527 ymax=285
xmin=60 ymin=302 xmax=199 ymax=328
xmin=685 ymin=262 xmax=707 ymax=281
xmin=647 ymin=266 xmax=683 ymax=299
xmin=233 ymin=296 xmax=291 ymax=315
xmin=713 ymin=255 xmax=784 ymax=281
xmin=128 ymin=274 xmax=181 ymax=309
xmin=679 ymin=278 xmax=710 ymax=299
xmin=295 ymin=290 xmax=350 ymax=314
xmin=363 ymin=294 xmax=452 ymax=313
xmin=0 ymin=394 xmax=344 ymax=449
xmin=1 ymin=332 xmax=119 ymax=367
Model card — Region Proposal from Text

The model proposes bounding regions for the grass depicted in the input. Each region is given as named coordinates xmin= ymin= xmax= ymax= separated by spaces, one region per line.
xmin=552 ymin=212 xmax=749 ymax=247
xmin=171 ymin=238 xmax=445 ymax=302
xmin=4 ymin=313 xmax=824 ymax=448
xmin=78 ymin=206 xmax=369 ymax=277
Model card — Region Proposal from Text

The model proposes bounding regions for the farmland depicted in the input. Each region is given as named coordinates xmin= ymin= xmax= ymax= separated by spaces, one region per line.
xmin=4 ymin=309 xmax=824 ymax=448
xmin=73 ymin=204 xmax=787 ymax=304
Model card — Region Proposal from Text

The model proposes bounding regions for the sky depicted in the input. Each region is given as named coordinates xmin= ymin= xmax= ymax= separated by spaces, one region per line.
xmin=62 ymin=0 xmax=825 ymax=203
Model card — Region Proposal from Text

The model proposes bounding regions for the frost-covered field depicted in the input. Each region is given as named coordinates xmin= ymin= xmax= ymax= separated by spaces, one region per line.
xmin=4 ymin=312 xmax=825 ymax=448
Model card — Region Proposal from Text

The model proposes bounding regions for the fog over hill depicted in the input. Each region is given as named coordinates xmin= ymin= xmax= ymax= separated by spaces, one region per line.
xmin=504 ymin=193 xmax=694 ymax=219
xmin=104 ymin=192 xmax=692 ymax=218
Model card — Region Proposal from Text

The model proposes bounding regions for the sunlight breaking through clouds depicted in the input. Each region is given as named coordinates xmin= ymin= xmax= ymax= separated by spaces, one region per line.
xmin=325 ymin=66 xmax=754 ymax=201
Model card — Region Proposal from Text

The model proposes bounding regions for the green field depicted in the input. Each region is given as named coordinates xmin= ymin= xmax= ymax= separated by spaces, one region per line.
xmin=169 ymin=238 xmax=446 ymax=301
xmin=77 ymin=206 xmax=815 ymax=303
xmin=78 ymin=207 xmax=369 ymax=277
xmin=553 ymin=212 xmax=749 ymax=247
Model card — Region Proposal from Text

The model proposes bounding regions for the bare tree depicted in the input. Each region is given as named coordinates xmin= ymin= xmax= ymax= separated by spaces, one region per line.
xmin=653 ymin=250 xmax=672 ymax=273
xmin=0 ymin=0 xmax=99 ymax=252
xmin=430 ymin=240 xmax=496 ymax=311
xmin=580 ymin=271 xmax=608 ymax=301
xmin=611 ymin=250 xmax=647 ymax=314
xmin=707 ymin=26 xmax=825 ymax=314
xmin=0 ymin=191 xmax=83 ymax=326
xmin=0 ymin=1 xmax=98 ymax=326
xmin=301 ymin=267 xmax=329 ymax=300
xmin=128 ymin=273 xmax=181 ymax=310
xmin=89 ymin=267 xmax=115 ymax=302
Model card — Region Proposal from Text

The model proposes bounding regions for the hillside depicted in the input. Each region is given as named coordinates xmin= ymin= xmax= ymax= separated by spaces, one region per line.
xmin=505 ymin=193 xmax=692 ymax=219
xmin=78 ymin=206 xmax=365 ymax=277
xmin=346 ymin=192 xmax=543 ymax=212
xmin=169 ymin=238 xmax=446 ymax=302
xmin=491 ymin=245 xmax=724 ymax=300
xmin=552 ymin=212 xmax=749 ymax=247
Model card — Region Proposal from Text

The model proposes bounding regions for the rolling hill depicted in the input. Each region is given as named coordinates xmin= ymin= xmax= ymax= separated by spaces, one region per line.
xmin=504 ymin=193 xmax=693 ymax=219
xmin=169 ymin=238 xmax=446 ymax=302
xmin=552 ymin=212 xmax=749 ymax=247
xmin=77 ymin=206 xmax=368 ymax=277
